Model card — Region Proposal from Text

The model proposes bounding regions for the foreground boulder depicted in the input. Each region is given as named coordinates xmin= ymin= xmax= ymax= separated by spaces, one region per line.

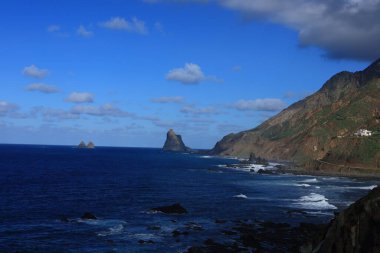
xmin=305 ymin=187 xmax=380 ymax=253
xmin=163 ymin=129 xmax=190 ymax=152
xmin=151 ymin=203 xmax=187 ymax=214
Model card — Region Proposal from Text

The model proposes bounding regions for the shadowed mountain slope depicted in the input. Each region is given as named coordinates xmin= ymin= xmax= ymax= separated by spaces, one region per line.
xmin=211 ymin=59 xmax=380 ymax=172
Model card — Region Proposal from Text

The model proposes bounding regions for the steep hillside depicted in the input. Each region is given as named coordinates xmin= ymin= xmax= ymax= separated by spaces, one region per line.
xmin=211 ymin=59 xmax=380 ymax=172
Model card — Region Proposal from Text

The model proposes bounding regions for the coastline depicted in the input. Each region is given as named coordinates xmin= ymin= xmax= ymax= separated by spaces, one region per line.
xmin=280 ymin=166 xmax=380 ymax=180
xmin=209 ymin=152 xmax=380 ymax=180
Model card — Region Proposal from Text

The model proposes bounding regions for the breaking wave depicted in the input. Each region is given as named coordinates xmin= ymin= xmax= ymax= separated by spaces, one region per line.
xmin=295 ymin=193 xmax=337 ymax=210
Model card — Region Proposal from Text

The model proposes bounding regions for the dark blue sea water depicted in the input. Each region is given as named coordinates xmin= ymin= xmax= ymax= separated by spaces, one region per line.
xmin=0 ymin=145 xmax=378 ymax=252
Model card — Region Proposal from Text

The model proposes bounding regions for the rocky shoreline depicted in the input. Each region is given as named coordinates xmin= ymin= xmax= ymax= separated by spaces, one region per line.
xmin=186 ymin=187 xmax=380 ymax=253
xmin=215 ymin=152 xmax=380 ymax=179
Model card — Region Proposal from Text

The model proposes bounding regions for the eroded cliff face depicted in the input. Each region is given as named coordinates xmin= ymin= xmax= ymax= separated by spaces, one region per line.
xmin=211 ymin=59 xmax=380 ymax=171
xmin=163 ymin=129 xmax=189 ymax=152
xmin=303 ymin=187 xmax=380 ymax=253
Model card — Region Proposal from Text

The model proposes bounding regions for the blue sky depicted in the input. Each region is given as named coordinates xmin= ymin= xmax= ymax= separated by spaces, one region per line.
xmin=0 ymin=0 xmax=377 ymax=148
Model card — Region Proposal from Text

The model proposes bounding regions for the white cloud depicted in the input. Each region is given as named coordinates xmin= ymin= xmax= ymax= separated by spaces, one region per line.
xmin=100 ymin=17 xmax=148 ymax=34
xmin=146 ymin=0 xmax=380 ymax=60
xmin=232 ymin=98 xmax=286 ymax=111
xmin=26 ymin=83 xmax=59 ymax=94
xmin=22 ymin=65 xmax=49 ymax=79
xmin=31 ymin=106 xmax=79 ymax=121
xmin=222 ymin=0 xmax=380 ymax=60
xmin=77 ymin=25 xmax=93 ymax=37
xmin=0 ymin=101 xmax=19 ymax=116
xmin=166 ymin=63 xmax=204 ymax=84
xmin=47 ymin=25 xmax=60 ymax=32
xmin=65 ymin=92 xmax=94 ymax=103
xmin=180 ymin=105 xmax=218 ymax=115
xmin=154 ymin=22 xmax=164 ymax=33
xmin=151 ymin=96 xmax=184 ymax=103
xmin=71 ymin=104 xmax=133 ymax=117
xmin=232 ymin=65 xmax=241 ymax=72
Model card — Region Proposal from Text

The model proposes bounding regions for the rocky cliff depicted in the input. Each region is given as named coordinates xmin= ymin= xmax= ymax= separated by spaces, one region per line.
xmin=163 ymin=129 xmax=190 ymax=152
xmin=211 ymin=59 xmax=380 ymax=173
xmin=302 ymin=187 xmax=380 ymax=253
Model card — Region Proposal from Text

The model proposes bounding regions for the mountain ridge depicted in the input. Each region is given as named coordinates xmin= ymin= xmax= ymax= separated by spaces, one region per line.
xmin=211 ymin=59 xmax=380 ymax=174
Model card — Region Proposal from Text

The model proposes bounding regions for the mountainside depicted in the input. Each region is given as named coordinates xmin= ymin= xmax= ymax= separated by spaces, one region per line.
xmin=163 ymin=129 xmax=190 ymax=152
xmin=211 ymin=59 xmax=380 ymax=173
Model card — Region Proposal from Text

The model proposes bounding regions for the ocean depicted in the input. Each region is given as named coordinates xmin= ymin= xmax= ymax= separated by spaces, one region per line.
xmin=0 ymin=145 xmax=378 ymax=252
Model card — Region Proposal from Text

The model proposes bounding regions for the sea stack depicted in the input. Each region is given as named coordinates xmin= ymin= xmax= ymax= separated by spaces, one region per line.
xmin=78 ymin=141 xmax=86 ymax=148
xmin=86 ymin=141 xmax=95 ymax=149
xmin=163 ymin=129 xmax=189 ymax=152
xmin=78 ymin=141 xmax=95 ymax=149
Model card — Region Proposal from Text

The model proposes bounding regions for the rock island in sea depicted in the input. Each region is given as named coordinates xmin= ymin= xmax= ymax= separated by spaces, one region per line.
xmin=162 ymin=129 xmax=190 ymax=152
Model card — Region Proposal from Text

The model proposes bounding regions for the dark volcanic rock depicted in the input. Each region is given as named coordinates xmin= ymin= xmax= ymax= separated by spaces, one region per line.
xmin=78 ymin=141 xmax=95 ymax=149
xmin=150 ymin=203 xmax=187 ymax=214
xmin=307 ymin=187 xmax=380 ymax=253
xmin=138 ymin=239 xmax=155 ymax=244
xmin=78 ymin=141 xmax=86 ymax=148
xmin=86 ymin=141 xmax=95 ymax=149
xmin=162 ymin=129 xmax=190 ymax=152
xmin=248 ymin=152 xmax=269 ymax=165
xmin=81 ymin=212 xmax=97 ymax=220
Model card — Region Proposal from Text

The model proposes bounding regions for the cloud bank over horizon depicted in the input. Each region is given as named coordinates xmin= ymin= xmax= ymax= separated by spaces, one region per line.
xmin=147 ymin=0 xmax=380 ymax=61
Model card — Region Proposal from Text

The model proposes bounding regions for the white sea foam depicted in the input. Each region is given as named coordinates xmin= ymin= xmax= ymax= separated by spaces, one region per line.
xmin=301 ymin=178 xmax=318 ymax=183
xmin=130 ymin=233 xmax=159 ymax=241
xmin=294 ymin=183 xmax=311 ymax=187
xmin=98 ymin=224 xmax=125 ymax=236
xmin=305 ymin=211 xmax=334 ymax=216
xmin=346 ymin=185 xmax=377 ymax=190
xmin=78 ymin=218 xmax=127 ymax=227
xmin=315 ymin=186 xmax=321 ymax=189
xmin=200 ymin=155 xmax=213 ymax=158
xmin=233 ymin=194 xmax=248 ymax=199
xmin=296 ymin=193 xmax=337 ymax=210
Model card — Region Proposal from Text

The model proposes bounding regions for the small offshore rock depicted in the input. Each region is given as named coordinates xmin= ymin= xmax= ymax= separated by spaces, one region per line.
xmin=150 ymin=203 xmax=187 ymax=214
xmin=81 ymin=212 xmax=97 ymax=220
xmin=138 ymin=239 xmax=154 ymax=244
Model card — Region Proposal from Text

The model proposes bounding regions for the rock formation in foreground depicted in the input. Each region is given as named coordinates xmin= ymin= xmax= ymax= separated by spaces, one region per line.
xmin=211 ymin=58 xmax=380 ymax=174
xmin=163 ymin=129 xmax=190 ymax=152
xmin=303 ymin=187 xmax=380 ymax=253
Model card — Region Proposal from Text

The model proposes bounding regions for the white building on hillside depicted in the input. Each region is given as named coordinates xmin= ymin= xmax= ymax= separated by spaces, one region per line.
xmin=354 ymin=129 xmax=372 ymax=137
